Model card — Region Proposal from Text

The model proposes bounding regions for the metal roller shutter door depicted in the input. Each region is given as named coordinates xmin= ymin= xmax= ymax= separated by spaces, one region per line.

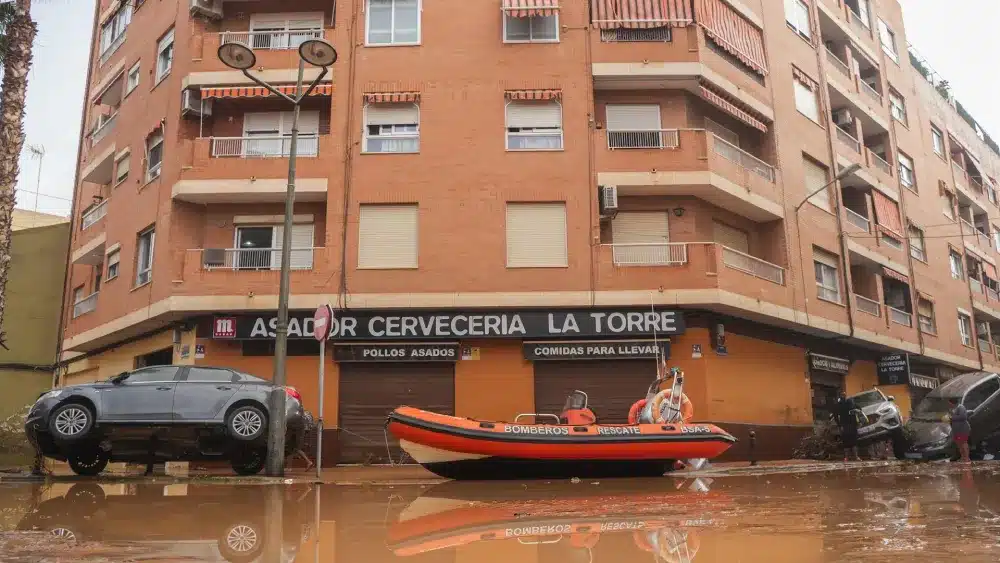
xmin=533 ymin=360 xmax=657 ymax=424
xmin=338 ymin=363 xmax=455 ymax=464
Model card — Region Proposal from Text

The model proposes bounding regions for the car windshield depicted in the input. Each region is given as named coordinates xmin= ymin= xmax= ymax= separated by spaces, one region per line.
xmin=913 ymin=396 xmax=954 ymax=420
xmin=851 ymin=390 xmax=884 ymax=409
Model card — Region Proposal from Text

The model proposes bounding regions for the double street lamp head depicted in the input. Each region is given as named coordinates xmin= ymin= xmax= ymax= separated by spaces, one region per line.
xmin=218 ymin=38 xmax=338 ymax=71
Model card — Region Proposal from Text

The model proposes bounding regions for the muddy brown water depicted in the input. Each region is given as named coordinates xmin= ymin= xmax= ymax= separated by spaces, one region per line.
xmin=3 ymin=464 xmax=1000 ymax=562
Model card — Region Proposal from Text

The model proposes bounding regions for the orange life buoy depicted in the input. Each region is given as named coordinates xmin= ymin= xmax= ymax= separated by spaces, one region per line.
xmin=649 ymin=390 xmax=694 ymax=423
xmin=627 ymin=399 xmax=647 ymax=424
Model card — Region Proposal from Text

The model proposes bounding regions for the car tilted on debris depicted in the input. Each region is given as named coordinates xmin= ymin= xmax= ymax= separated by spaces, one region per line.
xmin=23 ymin=365 xmax=310 ymax=476
xmin=905 ymin=371 xmax=1000 ymax=460
xmin=851 ymin=388 xmax=905 ymax=449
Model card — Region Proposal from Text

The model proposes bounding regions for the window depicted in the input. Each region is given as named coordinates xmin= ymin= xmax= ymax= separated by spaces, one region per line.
xmin=813 ymin=248 xmax=841 ymax=303
xmin=506 ymin=202 xmax=568 ymax=268
xmin=503 ymin=10 xmax=558 ymax=42
xmin=106 ymin=249 xmax=120 ymax=281
xmin=909 ymin=225 xmax=926 ymax=262
xmin=125 ymin=61 xmax=140 ymax=95
xmin=366 ymin=0 xmax=420 ymax=45
xmin=232 ymin=223 xmax=315 ymax=270
xmin=897 ymin=151 xmax=915 ymax=189
xmin=803 ymin=156 xmax=831 ymax=211
xmin=793 ymin=78 xmax=820 ymax=122
xmin=943 ymin=190 xmax=956 ymax=220
xmin=72 ymin=285 xmax=84 ymax=305
xmin=604 ymin=105 xmax=663 ymax=148
xmin=242 ymin=111 xmax=320 ymax=157
xmin=950 ymin=249 xmax=965 ymax=280
xmin=363 ymin=104 xmax=419 ymax=153
xmin=888 ymin=88 xmax=906 ymax=124
xmin=114 ymin=152 xmax=129 ymax=185
xmin=931 ymin=125 xmax=945 ymax=156
xmin=136 ymin=227 xmax=155 ymax=286
xmin=964 ymin=378 xmax=1000 ymax=411
xmin=248 ymin=14 xmax=324 ymax=49
xmin=877 ymin=19 xmax=898 ymax=62
xmin=99 ymin=4 xmax=131 ymax=61
xmin=917 ymin=298 xmax=935 ymax=333
xmin=612 ymin=212 xmax=671 ymax=265
xmin=156 ymin=28 xmax=174 ymax=82
xmin=994 ymin=226 xmax=1000 ymax=252
xmin=358 ymin=204 xmax=418 ymax=269
xmin=506 ymin=100 xmax=563 ymax=151
xmin=125 ymin=366 xmax=179 ymax=383
xmin=880 ymin=232 xmax=903 ymax=251
xmin=958 ymin=312 xmax=973 ymax=346
xmin=784 ymin=0 xmax=811 ymax=39
xmin=186 ymin=367 xmax=236 ymax=383
xmin=146 ymin=132 xmax=163 ymax=181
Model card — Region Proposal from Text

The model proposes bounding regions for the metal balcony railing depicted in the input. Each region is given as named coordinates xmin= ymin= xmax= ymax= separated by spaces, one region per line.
xmin=72 ymin=292 xmax=99 ymax=319
xmin=609 ymin=243 xmax=688 ymax=266
xmin=211 ymin=135 xmax=319 ymax=158
xmin=599 ymin=26 xmax=673 ymax=42
xmin=888 ymin=306 xmax=912 ymax=327
xmin=868 ymin=150 xmax=891 ymax=176
xmin=81 ymin=199 xmax=108 ymax=230
xmin=220 ymin=29 xmax=323 ymax=50
xmin=711 ymin=135 xmax=775 ymax=182
xmin=201 ymin=247 xmax=317 ymax=271
xmin=825 ymin=48 xmax=851 ymax=79
xmin=854 ymin=294 xmax=881 ymax=317
xmin=844 ymin=208 xmax=870 ymax=232
xmin=836 ymin=127 xmax=861 ymax=154
xmin=606 ymin=129 xmax=680 ymax=150
xmin=721 ymin=246 xmax=784 ymax=285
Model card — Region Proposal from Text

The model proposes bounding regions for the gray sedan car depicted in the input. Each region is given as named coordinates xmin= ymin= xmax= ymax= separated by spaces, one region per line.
xmin=24 ymin=365 xmax=308 ymax=476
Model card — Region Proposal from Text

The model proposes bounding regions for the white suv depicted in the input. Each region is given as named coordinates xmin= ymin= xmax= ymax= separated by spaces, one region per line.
xmin=852 ymin=388 xmax=904 ymax=444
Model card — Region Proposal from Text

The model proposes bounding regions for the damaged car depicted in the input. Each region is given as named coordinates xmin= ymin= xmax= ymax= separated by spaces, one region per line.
xmin=904 ymin=371 xmax=1000 ymax=460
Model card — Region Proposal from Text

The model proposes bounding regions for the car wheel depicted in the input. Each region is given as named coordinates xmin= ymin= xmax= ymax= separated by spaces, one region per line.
xmin=227 ymin=405 xmax=266 ymax=442
xmin=67 ymin=449 xmax=109 ymax=476
xmin=231 ymin=448 xmax=266 ymax=476
xmin=48 ymin=403 xmax=94 ymax=442
xmin=217 ymin=521 xmax=264 ymax=563
xmin=67 ymin=483 xmax=105 ymax=504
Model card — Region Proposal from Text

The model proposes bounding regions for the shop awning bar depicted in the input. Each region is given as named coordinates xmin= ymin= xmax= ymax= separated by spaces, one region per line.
xmin=201 ymin=84 xmax=334 ymax=99
xmin=591 ymin=0 xmax=693 ymax=29
xmin=503 ymin=0 xmax=559 ymax=17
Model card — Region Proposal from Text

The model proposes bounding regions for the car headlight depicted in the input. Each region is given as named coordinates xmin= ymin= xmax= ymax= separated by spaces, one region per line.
xmin=38 ymin=389 xmax=64 ymax=401
xmin=877 ymin=406 xmax=895 ymax=415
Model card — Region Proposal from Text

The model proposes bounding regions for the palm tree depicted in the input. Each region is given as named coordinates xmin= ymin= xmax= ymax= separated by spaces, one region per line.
xmin=0 ymin=0 xmax=35 ymax=350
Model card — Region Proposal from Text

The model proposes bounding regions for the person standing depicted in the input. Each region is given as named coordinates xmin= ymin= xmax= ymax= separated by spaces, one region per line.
xmin=834 ymin=391 xmax=861 ymax=462
xmin=948 ymin=398 xmax=972 ymax=463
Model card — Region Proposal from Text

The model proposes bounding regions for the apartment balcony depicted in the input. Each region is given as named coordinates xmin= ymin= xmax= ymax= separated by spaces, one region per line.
xmin=172 ymin=247 xmax=334 ymax=297
xmin=88 ymin=111 xmax=118 ymax=148
xmin=608 ymin=242 xmax=688 ymax=267
xmin=596 ymin=129 xmax=783 ymax=221
xmin=80 ymin=199 xmax=108 ymax=231
xmin=850 ymin=297 xmax=919 ymax=350
xmin=172 ymin=135 xmax=332 ymax=204
xmin=80 ymin=142 xmax=117 ymax=185
xmin=199 ymin=247 xmax=318 ymax=271
xmin=844 ymin=207 xmax=870 ymax=233
xmin=828 ymin=83 xmax=890 ymax=139
xmin=219 ymin=30 xmax=324 ymax=51
xmin=853 ymin=294 xmax=881 ymax=318
xmin=825 ymin=48 xmax=851 ymax=82
xmin=961 ymin=220 xmax=994 ymax=258
xmin=835 ymin=127 xmax=863 ymax=162
xmin=72 ymin=292 xmax=99 ymax=319
xmin=188 ymin=28 xmax=335 ymax=78
xmin=817 ymin=0 xmax=878 ymax=55
xmin=71 ymin=231 xmax=106 ymax=266
xmin=866 ymin=149 xmax=893 ymax=183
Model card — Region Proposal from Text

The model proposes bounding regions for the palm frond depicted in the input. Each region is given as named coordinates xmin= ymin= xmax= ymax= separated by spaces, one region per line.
xmin=0 ymin=1 xmax=18 ymax=67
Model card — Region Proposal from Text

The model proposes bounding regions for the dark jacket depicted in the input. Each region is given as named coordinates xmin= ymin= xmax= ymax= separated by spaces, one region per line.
xmin=835 ymin=397 xmax=860 ymax=431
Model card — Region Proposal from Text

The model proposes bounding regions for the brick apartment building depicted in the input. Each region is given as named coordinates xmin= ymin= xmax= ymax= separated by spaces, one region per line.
xmin=60 ymin=0 xmax=1000 ymax=462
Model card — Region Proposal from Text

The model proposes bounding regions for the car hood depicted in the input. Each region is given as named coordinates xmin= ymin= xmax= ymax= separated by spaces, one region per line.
xmin=860 ymin=403 xmax=889 ymax=416
xmin=906 ymin=419 xmax=951 ymax=447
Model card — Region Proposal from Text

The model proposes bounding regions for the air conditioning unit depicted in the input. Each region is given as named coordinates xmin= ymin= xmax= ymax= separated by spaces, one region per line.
xmin=599 ymin=185 xmax=619 ymax=219
xmin=181 ymin=89 xmax=213 ymax=118
xmin=190 ymin=0 xmax=223 ymax=20
xmin=833 ymin=108 xmax=853 ymax=127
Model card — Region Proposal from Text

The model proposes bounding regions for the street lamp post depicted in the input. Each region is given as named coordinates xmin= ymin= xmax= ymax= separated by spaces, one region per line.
xmin=218 ymin=38 xmax=338 ymax=476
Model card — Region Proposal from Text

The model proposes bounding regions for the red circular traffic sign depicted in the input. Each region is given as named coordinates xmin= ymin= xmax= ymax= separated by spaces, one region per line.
xmin=313 ymin=305 xmax=333 ymax=342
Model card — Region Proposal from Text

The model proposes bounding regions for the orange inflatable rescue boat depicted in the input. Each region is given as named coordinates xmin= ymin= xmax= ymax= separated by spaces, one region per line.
xmin=387 ymin=367 xmax=736 ymax=480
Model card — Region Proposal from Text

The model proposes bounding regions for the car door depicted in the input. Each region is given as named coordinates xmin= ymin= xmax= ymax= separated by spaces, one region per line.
xmin=99 ymin=366 xmax=181 ymax=422
xmin=964 ymin=377 xmax=1000 ymax=442
xmin=172 ymin=367 xmax=241 ymax=421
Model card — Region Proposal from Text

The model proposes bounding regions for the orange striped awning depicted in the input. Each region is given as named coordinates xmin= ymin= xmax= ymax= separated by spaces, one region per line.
xmin=201 ymin=84 xmax=333 ymax=99
xmin=985 ymin=262 xmax=999 ymax=281
xmin=363 ymin=92 xmax=421 ymax=103
xmin=872 ymin=189 xmax=903 ymax=237
xmin=695 ymin=0 xmax=768 ymax=76
xmin=591 ymin=0 xmax=693 ymax=29
xmin=792 ymin=66 xmax=818 ymax=91
xmin=697 ymin=84 xmax=767 ymax=133
xmin=505 ymin=89 xmax=562 ymax=101
xmin=503 ymin=0 xmax=559 ymax=17
xmin=882 ymin=266 xmax=909 ymax=284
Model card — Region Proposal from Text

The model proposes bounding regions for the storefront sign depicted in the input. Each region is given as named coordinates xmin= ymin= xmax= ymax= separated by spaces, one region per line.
xmin=877 ymin=354 xmax=910 ymax=385
xmin=523 ymin=340 xmax=669 ymax=361
xmin=809 ymin=353 xmax=851 ymax=375
xmin=332 ymin=343 xmax=460 ymax=362
xmin=217 ymin=308 xmax=685 ymax=341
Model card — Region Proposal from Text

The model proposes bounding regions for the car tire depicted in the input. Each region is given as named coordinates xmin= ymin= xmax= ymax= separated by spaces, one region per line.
xmin=67 ymin=483 xmax=106 ymax=504
xmin=217 ymin=520 xmax=264 ymax=563
xmin=48 ymin=403 xmax=94 ymax=442
xmin=67 ymin=449 xmax=109 ymax=476
xmin=231 ymin=447 xmax=266 ymax=476
xmin=226 ymin=405 xmax=267 ymax=442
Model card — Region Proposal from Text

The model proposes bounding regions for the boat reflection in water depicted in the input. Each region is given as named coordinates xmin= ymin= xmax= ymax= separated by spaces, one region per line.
xmin=387 ymin=478 xmax=729 ymax=563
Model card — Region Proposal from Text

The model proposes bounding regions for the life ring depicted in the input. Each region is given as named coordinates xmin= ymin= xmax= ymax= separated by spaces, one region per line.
xmin=627 ymin=399 xmax=647 ymax=424
xmin=649 ymin=390 xmax=694 ymax=423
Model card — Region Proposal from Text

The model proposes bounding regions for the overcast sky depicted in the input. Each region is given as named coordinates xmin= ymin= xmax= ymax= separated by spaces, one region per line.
xmin=10 ymin=0 xmax=1000 ymax=216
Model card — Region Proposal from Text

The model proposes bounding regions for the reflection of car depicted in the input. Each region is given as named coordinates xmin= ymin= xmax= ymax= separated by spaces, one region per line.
xmin=24 ymin=365 xmax=309 ymax=476
xmin=17 ymin=483 xmax=311 ymax=563
xmin=905 ymin=371 xmax=1000 ymax=460
xmin=851 ymin=388 xmax=904 ymax=443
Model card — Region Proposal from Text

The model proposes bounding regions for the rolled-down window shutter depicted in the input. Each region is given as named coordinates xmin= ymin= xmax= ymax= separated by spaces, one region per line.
xmin=244 ymin=112 xmax=281 ymax=134
xmin=506 ymin=101 xmax=562 ymax=129
xmin=712 ymin=221 xmax=750 ymax=254
xmin=271 ymin=225 xmax=284 ymax=269
xmin=358 ymin=205 xmax=419 ymax=269
xmin=289 ymin=223 xmax=315 ymax=269
xmin=281 ymin=110 xmax=320 ymax=135
xmin=612 ymin=212 xmax=669 ymax=243
xmin=288 ymin=16 xmax=324 ymax=30
xmin=605 ymin=104 xmax=661 ymax=131
xmin=366 ymin=103 xmax=419 ymax=126
xmin=813 ymin=247 xmax=840 ymax=268
xmin=506 ymin=203 xmax=568 ymax=267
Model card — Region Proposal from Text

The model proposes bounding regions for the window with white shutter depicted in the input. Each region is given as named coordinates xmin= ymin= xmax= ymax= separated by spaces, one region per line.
xmin=712 ymin=221 xmax=750 ymax=254
xmin=506 ymin=101 xmax=563 ymax=151
xmin=364 ymin=103 xmax=420 ymax=153
xmin=506 ymin=203 xmax=567 ymax=268
xmin=358 ymin=204 xmax=418 ymax=269
xmin=803 ymin=157 xmax=831 ymax=211
xmin=611 ymin=212 xmax=672 ymax=265
xmin=288 ymin=224 xmax=315 ymax=269
xmin=606 ymin=105 xmax=662 ymax=149
xmin=248 ymin=13 xmax=324 ymax=49
xmin=243 ymin=111 xmax=320 ymax=157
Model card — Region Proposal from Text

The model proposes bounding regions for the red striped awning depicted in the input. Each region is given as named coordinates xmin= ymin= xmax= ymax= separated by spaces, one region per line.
xmin=792 ymin=66 xmax=818 ymax=91
xmin=363 ymin=92 xmax=421 ymax=103
xmin=505 ymin=89 xmax=562 ymax=101
xmin=591 ymin=0 xmax=693 ymax=29
xmin=882 ymin=266 xmax=909 ymax=284
xmin=985 ymin=262 xmax=999 ymax=280
xmin=200 ymin=84 xmax=333 ymax=99
xmin=695 ymin=0 xmax=768 ymax=76
xmin=872 ymin=190 xmax=903 ymax=237
xmin=503 ymin=0 xmax=559 ymax=17
xmin=697 ymin=84 xmax=767 ymax=132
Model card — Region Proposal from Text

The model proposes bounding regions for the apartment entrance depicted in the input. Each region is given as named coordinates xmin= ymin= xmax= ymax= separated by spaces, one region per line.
xmin=808 ymin=354 xmax=849 ymax=425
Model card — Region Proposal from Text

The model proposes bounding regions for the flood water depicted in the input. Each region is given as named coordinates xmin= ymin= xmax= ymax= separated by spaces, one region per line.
xmin=3 ymin=464 xmax=1000 ymax=562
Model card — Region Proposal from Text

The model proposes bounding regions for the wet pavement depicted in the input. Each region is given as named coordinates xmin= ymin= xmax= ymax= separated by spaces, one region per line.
xmin=3 ymin=462 xmax=1000 ymax=562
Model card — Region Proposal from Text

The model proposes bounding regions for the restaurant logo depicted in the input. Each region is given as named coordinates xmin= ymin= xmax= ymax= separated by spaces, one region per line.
xmin=213 ymin=317 xmax=236 ymax=339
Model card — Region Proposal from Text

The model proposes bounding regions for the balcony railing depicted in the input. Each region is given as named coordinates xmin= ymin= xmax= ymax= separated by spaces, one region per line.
xmin=859 ymin=80 xmax=882 ymax=105
xmin=201 ymin=247 xmax=316 ymax=271
xmin=953 ymin=161 xmax=969 ymax=191
xmin=825 ymin=48 xmax=851 ymax=79
xmin=711 ymin=135 xmax=775 ymax=182
xmin=844 ymin=207 xmax=870 ymax=232
xmin=836 ymin=127 xmax=861 ymax=154
xmin=971 ymin=277 xmax=984 ymax=295
xmin=220 ymin=29 xmax=323 ymax=51
xmin=978 ymin=230 xmax=992 ymax=250
xmin=888 ymin=306 xmax=912 ymax=327
xmin=867 ymin=150 xmax=891 ymax=176
xmin=721 ymin=246 xmax=784 ymax=285
xmin=970 ymin=176 xmax=986 ymax=194
xmin=989 ymin=287 xmax=1000 ymax=302
xmin=99 ymin=32 xmax=126 ymax=66
xmin=90 ymin=111 xmax=118 ymax=146
xmin=854 ymin=294 xmax=881 ymax=317
xmin=609 ymin=243 xmax=688 ymax=266
xmin=81 ymin=199 xmax=108 ymax=230
xmin=72 ymin=292 xmax=99 ymax=319
xmin=210 ymin=135 xmax=319 ymax=158
xmin=606 ymin=129 xmax=680 ymax=150
xmin=599 ymin=26 xmax=673 ymax=42
xmin=848 ymin=8 xmax=871 ymax=34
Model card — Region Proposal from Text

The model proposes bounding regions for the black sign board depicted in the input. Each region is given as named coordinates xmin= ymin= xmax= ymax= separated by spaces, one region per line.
xmin=333 ymin=343 xmax=460 ymax=363
xmin=214 ymin=308 xmax=685 ymax=341
xmin=876 ymin=354 xmax=910 ymax=385
xmin=809 ymin=353 xmax=851 ymax=375
xmin=523 ymin=340 xmax=670 ymax=361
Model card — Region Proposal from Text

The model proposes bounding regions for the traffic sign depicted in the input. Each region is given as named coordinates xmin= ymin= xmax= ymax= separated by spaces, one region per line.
xmin=313 ymin=305 xmax=333 ymax=342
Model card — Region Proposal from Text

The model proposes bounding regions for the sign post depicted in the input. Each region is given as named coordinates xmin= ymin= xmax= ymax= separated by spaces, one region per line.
xmin=312 ymin=305 xmax=333 ymax=478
